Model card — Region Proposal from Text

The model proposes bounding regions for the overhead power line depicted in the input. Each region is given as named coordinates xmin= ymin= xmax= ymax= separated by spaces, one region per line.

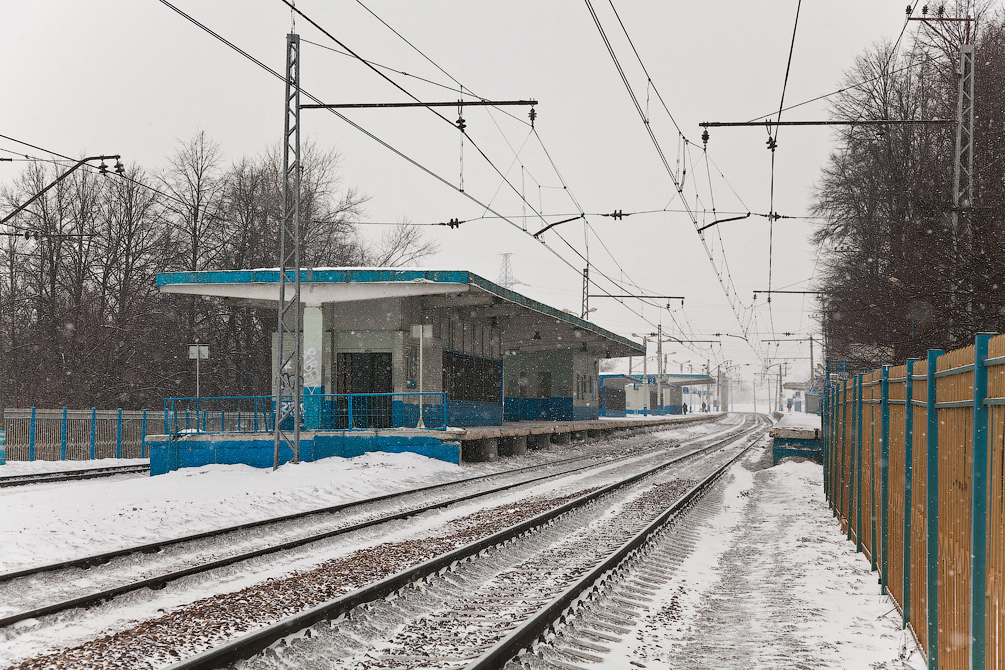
xmin=157 ymin=0 xmax=680 ymax=338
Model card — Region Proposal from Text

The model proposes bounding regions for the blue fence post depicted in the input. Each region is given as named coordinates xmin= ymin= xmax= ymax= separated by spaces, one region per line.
xmin=926 ymin=348 xmax=943 ymax=668
xmin=141 ymin=409 xmax=147 ymax=459
xmin=839 ymin=380 xmax=848 ymax=525
xmin=90 ymin=407 xmax=97 ymax=460
xmin=28 ymin=407 xmax=35 ymax=461
xmin=880 ymin=365 xmax=890 ymax=589
xmin=971 ymin=333 xmax=993 ymax=670
xmin=59 ymin=407 xmax=67 ymax=460
xmin=903 ymin=357 xmax=918 ymax=629
xmin=855 ymin=374 xmax=864 ymax=554
xmin=348 ymin=394 xmax=354 ymax=429
xmin=116 ymin=408 xmax=122 ymax=459
xmin=442 ymin=392 xmax=447 ymax=429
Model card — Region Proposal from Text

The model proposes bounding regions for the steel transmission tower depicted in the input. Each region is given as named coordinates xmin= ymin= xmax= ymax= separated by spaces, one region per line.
xmin=273 ymin=33 xmax=303 ymax=469
xmin=498 ymin=253 xmax=519 ymax=289
xmin=953 ymin=44 xmax=975 ymax=217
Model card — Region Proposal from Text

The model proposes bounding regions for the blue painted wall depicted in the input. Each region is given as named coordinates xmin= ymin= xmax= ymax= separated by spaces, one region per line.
xmin=572 ymin=405 xmax=599 ymax=421
xmin=148 ymin=431 xmax=461 ymax=475
xmin=445 ymin=400 xmax=503 ymax=427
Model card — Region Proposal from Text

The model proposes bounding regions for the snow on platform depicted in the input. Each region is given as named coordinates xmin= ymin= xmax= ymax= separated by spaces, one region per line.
xmin=605 ymin=447 xmax=923 ymax=669
xmin=770 ymin=412 xmax=822 ymax=439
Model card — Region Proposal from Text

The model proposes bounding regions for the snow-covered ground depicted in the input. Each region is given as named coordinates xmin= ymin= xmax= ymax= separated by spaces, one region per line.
xmin=0 ymin=418 xmax=730 ymax=574
xmin=603 ymin=445 xmax=925 ymax=669
xmin=0 ymin=458 xmax=149 ymax=476
xmin=0 ymin=421 xmax=923 ymax=669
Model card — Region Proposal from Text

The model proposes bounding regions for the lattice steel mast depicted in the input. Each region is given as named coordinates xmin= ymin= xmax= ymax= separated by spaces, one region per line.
xmin=273 ymin=33 xmax=302 ymax=469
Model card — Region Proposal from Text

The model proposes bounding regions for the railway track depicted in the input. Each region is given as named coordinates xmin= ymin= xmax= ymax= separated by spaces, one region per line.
xmin=0 ymin=463 xmax=150 ymax=488
xmin=0 ymin=417 xmax=743 ymax=634
xmin=155 ymin=415 xmax=768 ymax=670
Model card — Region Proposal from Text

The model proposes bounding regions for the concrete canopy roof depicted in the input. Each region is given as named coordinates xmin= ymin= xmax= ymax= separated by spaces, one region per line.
xmin=157 ymin=268 xmax=645 ymax=358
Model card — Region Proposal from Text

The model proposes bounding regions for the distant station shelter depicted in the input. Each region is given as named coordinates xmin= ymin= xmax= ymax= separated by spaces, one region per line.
xmin=156 ymin=268 xmax=643 ymax=438
xmin=600 ymin=373 xmax=715 ymax=415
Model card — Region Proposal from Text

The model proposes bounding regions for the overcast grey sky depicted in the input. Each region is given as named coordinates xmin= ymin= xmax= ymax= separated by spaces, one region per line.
xmin=0 ymin=1 xmax=915 ymax=392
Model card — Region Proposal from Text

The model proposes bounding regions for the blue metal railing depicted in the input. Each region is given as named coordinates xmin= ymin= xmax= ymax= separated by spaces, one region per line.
xmin=163 ymin=396 xmax=277 ymax=435
xmin=163 ymin=392 xmax=449 ymax=434
xmin=2 ymin=408 xmax=150 ymax=461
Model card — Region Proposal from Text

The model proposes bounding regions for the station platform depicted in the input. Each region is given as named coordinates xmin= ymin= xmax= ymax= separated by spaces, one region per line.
xmin=146 ymin=414 xmax=719 ymax=475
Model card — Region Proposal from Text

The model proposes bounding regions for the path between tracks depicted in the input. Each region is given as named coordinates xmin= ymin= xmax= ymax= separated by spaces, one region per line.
xmin=599 ymin=446 xmax=926 ymax=670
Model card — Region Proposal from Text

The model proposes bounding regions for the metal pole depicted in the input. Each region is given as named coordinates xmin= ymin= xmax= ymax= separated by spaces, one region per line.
xmin=417 ymin=326 xmax=425 ymax=429
xmin=641 ymin=337 xmax=648 ymax=415
xmin=657 ymin=324 xmax=662 ymax=414
xmin=273 ymin=32 xmax=303 ymax=469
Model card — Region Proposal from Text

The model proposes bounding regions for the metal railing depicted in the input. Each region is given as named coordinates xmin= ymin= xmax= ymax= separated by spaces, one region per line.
xmin=163 ymin=396 xmax=276 ymax=435
xmin=3 ymin=408 xmax=151 ymax=461
xmin=163 ymin=393 xmax=449 ymax=434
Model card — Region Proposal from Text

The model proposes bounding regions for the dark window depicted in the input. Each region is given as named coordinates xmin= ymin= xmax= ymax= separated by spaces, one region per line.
xmin=442 ymin=349 xmax=501 ymax=403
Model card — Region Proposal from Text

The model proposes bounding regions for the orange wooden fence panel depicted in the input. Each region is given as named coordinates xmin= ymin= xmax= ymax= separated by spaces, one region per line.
xmin=984 ymin=334 xmax=1005 ymax=669
xmin=936 ymin=346 xmax=975 ymax=670
xmin=888 ymin=364 xmax=908 ymax=608
xmin=911 ymin=365 xmax=929 ymax=649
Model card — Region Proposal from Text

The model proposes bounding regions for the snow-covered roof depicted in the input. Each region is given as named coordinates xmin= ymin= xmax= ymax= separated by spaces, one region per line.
xmin=156 ymin=267 xmax=645 ymax=357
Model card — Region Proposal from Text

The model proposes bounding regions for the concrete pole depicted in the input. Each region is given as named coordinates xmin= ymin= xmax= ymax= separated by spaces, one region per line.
xmin=657 ymin=324 xmax=663 ymax=414
xmin=642 ymin=337 xmax=648 ymax=414
xmin=810 ymin=335 xmax=815 ymax=387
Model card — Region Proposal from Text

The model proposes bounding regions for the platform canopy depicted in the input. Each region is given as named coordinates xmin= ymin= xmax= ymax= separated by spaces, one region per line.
xmin=157 ymin=268 xmax=645 ymax=358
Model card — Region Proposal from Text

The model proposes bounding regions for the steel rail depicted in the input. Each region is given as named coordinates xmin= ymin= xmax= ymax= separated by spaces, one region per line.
xmin=0 ymin=464 xmax=150 ymax=488
xmin=0 ymin=423 xmax=738 ymax=627
xmin=0 ymin=417 xmax=733 ymax=584
xmin=160 ymin=417 xmax=762 ymax=670
xmin=0 ymin=449 xmax=618 ymax=585
xmin=466 ymin=418 xmax=767 ymax=669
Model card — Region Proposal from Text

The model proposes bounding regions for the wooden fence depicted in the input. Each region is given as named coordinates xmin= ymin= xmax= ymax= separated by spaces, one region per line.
xmin=2 ymin=408 xmax=153 ymax=460
xmin=825 ymin=333 xmax=1005 ymax=670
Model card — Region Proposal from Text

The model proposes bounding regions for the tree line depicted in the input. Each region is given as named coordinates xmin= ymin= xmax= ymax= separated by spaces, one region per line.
xmin=814 ymin=2 xmax=1005 ymax=365
xmin=0 ymin=132 xmax=435 ymax=409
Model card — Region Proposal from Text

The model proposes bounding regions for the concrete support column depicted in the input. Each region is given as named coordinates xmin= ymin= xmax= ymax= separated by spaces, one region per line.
xmin=498 ymin=435 xmax=528 ymax=457
xmin=463 ymin=438 xmax=498 ymax=462
xmin=587 ymin=429 xmax=604 ymax=439
xmin=531 ymin=433 xmax=551 ymax=449
xmin=552 ymin=431 xmax=571 ymax=445
xmin=302 ymin=305 xmax=325 ymax=430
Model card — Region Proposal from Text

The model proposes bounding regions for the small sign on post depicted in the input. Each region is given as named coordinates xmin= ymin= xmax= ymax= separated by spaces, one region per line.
xmin=188 ymin=344 xmax=210 ymax=399
xmin=411 ymin=325 xmax=433 ymax=428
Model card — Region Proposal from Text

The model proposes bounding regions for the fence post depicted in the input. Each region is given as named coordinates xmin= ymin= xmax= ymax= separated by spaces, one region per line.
xmin=869 ymin=374 xmax=878 ymax=573
xmin=90 ymin=408 xmax=97 ymax=460
xmin=855 ymin=374 xmax=864 ymax=553
xmin=971 ymin=333 xmax=993 ymax=670
xmin=348 ymin=394 xmax=354 ymax=429
xmin=60 ymin=407 xmax=67 ymax=461
xmin=442 ymin=392 xmax=447 ymax=429
xmin=28 ymin=407 xmax=35 ymax=461
xmin=116 ymin=408 xmax=122 ymax=459
xmin=926 ymin=349 xmax=943 ymax=669
xmin=903 ymin=357 xmax=919 ymax=629
xmin=141 ymin=409 xmax=147 ymax=459
xmin=880 ymin=366 xmax=890 ymax=589
xmin=840 ymin=380 xmax=848 ymax=527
